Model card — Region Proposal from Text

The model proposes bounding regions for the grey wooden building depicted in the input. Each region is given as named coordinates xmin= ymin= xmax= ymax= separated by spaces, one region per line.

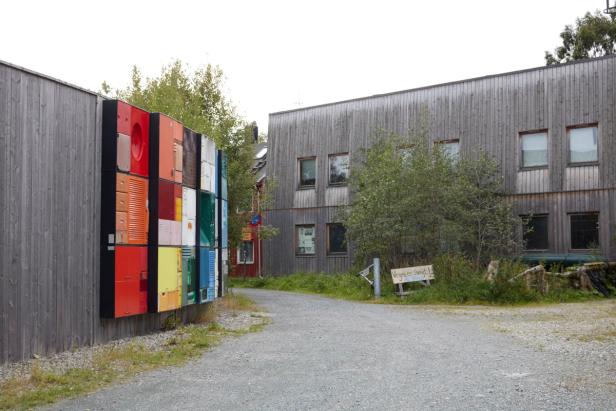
xmin=0 ymin=61 xmax=202 ymax=365
xmin=263 ymin=55 xmax=616 ymax=275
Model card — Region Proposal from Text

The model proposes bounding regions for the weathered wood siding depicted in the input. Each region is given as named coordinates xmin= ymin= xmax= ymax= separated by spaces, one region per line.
xmin=264 ymin=55 xmax=616 ymax=275
xmin=0 ymin=61 xmax=202 ymax=365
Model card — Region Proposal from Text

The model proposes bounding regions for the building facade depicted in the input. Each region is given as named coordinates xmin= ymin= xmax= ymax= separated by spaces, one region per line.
xmin=263 ymin=55 xmax=616 ymax=276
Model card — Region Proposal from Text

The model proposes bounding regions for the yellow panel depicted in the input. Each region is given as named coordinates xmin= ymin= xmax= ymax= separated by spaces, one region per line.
xmin=175 ymin=198 xmax=182 ymax=221
xmin=158 ymin=247 xmax=179 ymax=293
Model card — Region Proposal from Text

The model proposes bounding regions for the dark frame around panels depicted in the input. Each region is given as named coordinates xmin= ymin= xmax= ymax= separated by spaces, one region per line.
xmin=147 ymin=113 xmax=161 ymax=313
xmin=100 ymin=100 xmax=120 ymax=318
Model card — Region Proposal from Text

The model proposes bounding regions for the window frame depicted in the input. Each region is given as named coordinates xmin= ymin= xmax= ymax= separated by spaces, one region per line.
xmin=519 ymin=129 xmax=549 ymax=171
xmin=434 ymin=139 xmax=460 ymax=161
xmin=327 ymin=153 xmax=350 ymax=187
xmin=236 ymin=240 xmax=254 ymax=264
xmin=326 ymin=223 xmax=348 ymax=255
xmin=569 ymin=212 xmax=600 ymax=251
xmin=297 ymin=156 xmax=317 ymax=190
xmin=295 ymin=224 xmax=316 ymax=256
xmin=567 ymin=124 xmax=599 ymax=167
xmin=521 ymin=214 xmax=549 ymax=251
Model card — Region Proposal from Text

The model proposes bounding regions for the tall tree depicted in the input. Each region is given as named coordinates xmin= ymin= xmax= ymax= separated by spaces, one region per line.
xmin=545 ymin=10 xmax=616 ymax=65
xmin=104 ymin=61 xmax=261 ymax=247
xmin=341 ymin=131 xmax=522 ymax=270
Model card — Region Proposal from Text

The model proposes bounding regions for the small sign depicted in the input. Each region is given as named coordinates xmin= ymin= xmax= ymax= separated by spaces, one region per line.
xmin=391 ymin=265 xmax=434 ymax=285
xmin=251 ymin=214 xmax=262 ymax=226
xmin=242 ymin=227 xmax=252 ymax=241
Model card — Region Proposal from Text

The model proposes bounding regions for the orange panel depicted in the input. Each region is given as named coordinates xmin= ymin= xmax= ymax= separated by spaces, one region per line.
xmin=158 ymin=290 xmax=181 ymax=311
xmin=116 ymin=173 xmax=129 ymax=193
xmin=116 ymin=211 xmax=127 ymax=231
xmin=159 ymin=115 xmax=175 ymax=181
xmin=127 ymin=176 xmax=149 ymax=245
xmin=172 ymin=119 xmax=183 ymax=142
xmin=117 ymin=101 xmax=131 ymax=135
xmin=116 ymin=192 xmax=127 ymax=212
xmin=174 ymin=142 xmax=183 ymax=183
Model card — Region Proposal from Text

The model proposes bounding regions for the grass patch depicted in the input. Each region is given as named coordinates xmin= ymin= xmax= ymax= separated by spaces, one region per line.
xmin=0 ymin=295 xmax=266 ymax=411
xmin=231 ymin=256 xmax=605 ymax=306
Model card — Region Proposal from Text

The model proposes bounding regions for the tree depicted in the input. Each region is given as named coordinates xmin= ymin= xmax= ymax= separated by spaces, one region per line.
xmin=104 ymin=61 xmax=270 ymax=247
xmin=545 ymin=10 xmax=616 ymax=65
xmin=341 ymin=131 xmax=523 ymax=270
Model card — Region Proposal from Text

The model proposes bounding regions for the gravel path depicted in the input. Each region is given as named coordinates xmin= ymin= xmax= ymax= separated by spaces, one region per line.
xmin=47 ymin=290 xmax=616 ymax=410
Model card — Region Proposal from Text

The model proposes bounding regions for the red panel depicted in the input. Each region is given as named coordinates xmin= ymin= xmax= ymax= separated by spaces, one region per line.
xmin=115 ymin=246 xmax=147 ymax=282
xmin=115 ymin=280 xmax=140 ymax=317
xmin=127 ymin=176 xmax=149 ymax=245
xmin=159 ymin=180 xmax=175 ymax=220
xmin=114 ymin=246 xmax=148 ymax=317
xmin=117 ymin=101 xmax=131 ymax=135
xmin=130 ymin=106 xmax=149 ymax=177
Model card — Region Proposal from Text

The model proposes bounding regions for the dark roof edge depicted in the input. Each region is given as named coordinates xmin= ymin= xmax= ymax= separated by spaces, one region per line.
xmin=269 ymin=54 xmax=616 ymax=116
xmin=0 ymin=58 xmax=103 ymax=97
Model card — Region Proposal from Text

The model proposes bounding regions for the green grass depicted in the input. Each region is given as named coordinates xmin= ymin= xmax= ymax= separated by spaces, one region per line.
xmin=0 ymin=294 xmax=266 ymax=411
xmin=231 ymin=256 xmax=606 ymax=306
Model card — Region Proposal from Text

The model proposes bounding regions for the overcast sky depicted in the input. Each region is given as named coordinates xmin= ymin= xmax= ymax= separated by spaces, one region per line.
xmin=0 ymin=1 xmax=600 ymax=133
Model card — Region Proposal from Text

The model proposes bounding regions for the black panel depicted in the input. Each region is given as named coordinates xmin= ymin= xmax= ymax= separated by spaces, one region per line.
xmin=147 ymin=114 xmax=161 ymax=313
xmin=183 ymin=128 xmax=198 ymax=188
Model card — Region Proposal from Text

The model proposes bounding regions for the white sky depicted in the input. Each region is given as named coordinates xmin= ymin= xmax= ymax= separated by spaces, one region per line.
xmin=0 ymin=1 xmax=600 ymax=133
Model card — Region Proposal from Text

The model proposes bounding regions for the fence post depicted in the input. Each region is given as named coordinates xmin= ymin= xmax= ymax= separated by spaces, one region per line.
xmin=373 ymin=257 xmax=381 ymax=298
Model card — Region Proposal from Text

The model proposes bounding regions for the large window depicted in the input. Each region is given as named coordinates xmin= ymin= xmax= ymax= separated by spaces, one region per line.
xmin=296 ymin=225 xmax=316 ymax=255
xmin=520 ymin=131 xmax=548 ymax=168
xmin=569 ymin=126 xmax=598 ymax=164
xmin=298 ymin=157 xmax=316 ymax=188
xmin=327 ymin=223 xmax=347 ymax=254
xmin=237 ymin=241 xmax=254 ymax=264
xmin=523 ymin=214 xmax=548 ymax=250
xmin=570 ymin=213 xmax=599 ymax=250
xmin=436 ymin=140 xmax=460 ymax=161
xmin=328 ymin=154 xmax=349 ymax=185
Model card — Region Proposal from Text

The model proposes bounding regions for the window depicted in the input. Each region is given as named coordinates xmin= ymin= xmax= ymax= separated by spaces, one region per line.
xmin=570 ymin=213 xmax=599 ymax=250
xmin=520 ymin=131 xmax=548 ymax=168
xmin=569 ymin=126 xmax=598 ymax=164
xmin=237 ymin=241 xmax=254 ymax=264
xmin=443 ymin=140 xmax=460 ymax=160
xmin=328 ymin=154 xmax=349 ymax=185
xmin=327 ymin=223 xmax=347 ymax=254
xmin=296 ymin=225 xmax=316 ymax=255
xmin=523 ymin=214 xmax=548 ymax=250
xmin=298 ymin=158 xmax=316 ymax=188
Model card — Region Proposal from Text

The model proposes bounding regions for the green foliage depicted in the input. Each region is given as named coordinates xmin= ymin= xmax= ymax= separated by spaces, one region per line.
xmin=230 ymin=273 xmax=374 ymax=301
xmin=546 ymin=10 xmax=616 ymax=65
xmin=340 ymin=129 xmax=522 ymax=270
xmin=232 ymin=260 xmax=603 ymax=306
xmin=105 ymin=61 xmax=270 ymax=247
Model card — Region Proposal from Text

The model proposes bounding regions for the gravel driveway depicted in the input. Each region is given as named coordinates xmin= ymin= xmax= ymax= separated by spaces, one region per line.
xmin=48 ymin=289 xmax=616 ymax=410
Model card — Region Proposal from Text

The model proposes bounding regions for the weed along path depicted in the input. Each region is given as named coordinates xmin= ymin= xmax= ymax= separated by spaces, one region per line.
xmin=48 ymin=289 xmax=616 ymax=411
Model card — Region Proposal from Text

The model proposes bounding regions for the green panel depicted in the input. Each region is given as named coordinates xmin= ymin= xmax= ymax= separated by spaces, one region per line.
xmin=199 ymin=191 xmax=216 ymax=247
xmin=182 ymin=247 xmax=197 ymax=306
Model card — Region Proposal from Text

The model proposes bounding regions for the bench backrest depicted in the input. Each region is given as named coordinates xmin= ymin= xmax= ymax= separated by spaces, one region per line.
xmin=391 ymin=265 xmax=434 ymax=285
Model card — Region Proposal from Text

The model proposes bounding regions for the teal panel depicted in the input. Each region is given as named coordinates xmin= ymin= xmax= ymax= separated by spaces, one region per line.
xmin=199 ymin=191 xmax=216 ymax=247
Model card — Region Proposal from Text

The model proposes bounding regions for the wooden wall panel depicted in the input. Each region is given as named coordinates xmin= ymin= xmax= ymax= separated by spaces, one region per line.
xmin=0 ymin=62 xmax=207 ymax=365
xmin=264 ymin=55 xmax=616 ymax=275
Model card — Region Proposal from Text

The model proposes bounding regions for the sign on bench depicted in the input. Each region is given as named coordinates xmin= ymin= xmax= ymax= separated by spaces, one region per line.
xmin=391 ymin=265 xmax=434 ymax=295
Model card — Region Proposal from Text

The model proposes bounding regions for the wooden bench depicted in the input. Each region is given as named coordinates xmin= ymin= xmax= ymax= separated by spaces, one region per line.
xmin=391 ymin=265 xmax=434 ymax=296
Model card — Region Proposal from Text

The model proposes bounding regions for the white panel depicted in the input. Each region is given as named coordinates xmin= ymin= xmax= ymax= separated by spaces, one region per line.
xmin=182 ymin=218 xmax=196 ymax=246
xmin=182 ymin=187 xmax=196 ymax=218
xmin=200 ymin=160 xmax=207 ymax=191
xmin=170 ymin=221 xmax=182 ymax=245
xmin=158 ymin=219 xmax=172 ymax=245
